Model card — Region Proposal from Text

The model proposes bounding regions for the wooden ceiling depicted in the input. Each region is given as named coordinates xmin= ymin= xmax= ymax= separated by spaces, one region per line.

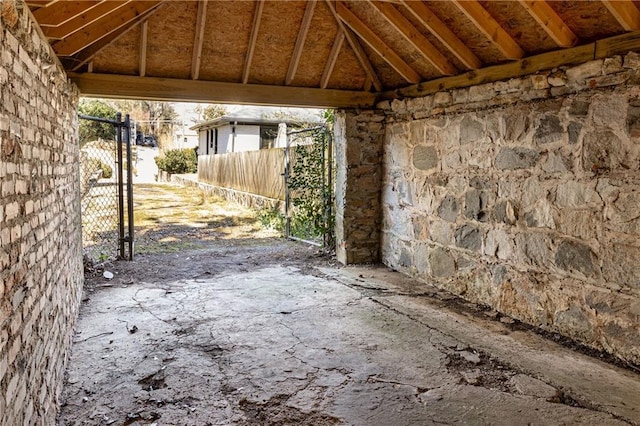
xmin=26 ymin=0 xmax=640 ymax=107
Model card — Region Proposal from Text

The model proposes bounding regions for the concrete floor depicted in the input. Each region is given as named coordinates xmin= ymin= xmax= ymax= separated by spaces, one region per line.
xmin=59 ymin=241 xmax=640 ymax=425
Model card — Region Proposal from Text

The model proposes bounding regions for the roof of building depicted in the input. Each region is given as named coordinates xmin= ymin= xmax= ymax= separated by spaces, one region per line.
xmin=190 ymin=106 xmax=325 ymax=131
xmin=26 ymin=1 xmax=640 ymax=108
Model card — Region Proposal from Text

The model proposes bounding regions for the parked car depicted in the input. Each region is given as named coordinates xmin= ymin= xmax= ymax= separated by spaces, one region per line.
xmin=138 ymin=135 xmax=158 ymax=147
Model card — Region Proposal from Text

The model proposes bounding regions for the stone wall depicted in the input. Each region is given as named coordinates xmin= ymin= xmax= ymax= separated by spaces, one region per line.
xmin=334 ymin=110 xmax=385 ymax=264
xmin=171 ymin=173 xmax=284 ymax=212
xmin=0 ymin=1 xmax=83 ymax=423
xmin=378 ymin=53 xmax=640 ymax=364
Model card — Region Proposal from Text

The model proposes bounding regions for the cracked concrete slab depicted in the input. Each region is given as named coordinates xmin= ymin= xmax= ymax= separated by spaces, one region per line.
xmin=59 ymin=242 xmax=639 ymax=425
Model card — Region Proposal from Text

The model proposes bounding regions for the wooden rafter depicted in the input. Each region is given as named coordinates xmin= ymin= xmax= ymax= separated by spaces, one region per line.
xmin=191 ymin=0 xmax=208 ymax=80
xmin=401 ymin=0 xmax=481 ymax=70
xmin=33 ymin=1 xmax=100 ymax=27
xmin=42 ymin=1 xmax=130 ymax=40
xmin=452 ymin=0 xmax=524 ymax=60
xmin=286 ymin=0 xmax=317 ymax=86
xmin=602 ymin=0 xmax=640 ymax=31
xmin=324 ymin=0 xmax=382 ymax=91
xmin=337 ymin=1 xmax=421 ymax=84
xmin=383 ymin=31 xmax=640 ymax=101
xmin=68 ymin=4 xmax=163 ymax=72
xmin=321 ymin=29 xmax=345 ymax=89
xmin=243 ymin=0 xmax=264 ymax=84
xmin=69 ymin=72 xmax=377 ymax=108
xmin=52 ymin=1 xmax=162 ymax=57
xmin=369 ymin=0 xmax=456 ymax=75
xmin=139 ymin=20 xmax=148 ymax=77
xmin=518 ymin=0 xmax=577 ymax=47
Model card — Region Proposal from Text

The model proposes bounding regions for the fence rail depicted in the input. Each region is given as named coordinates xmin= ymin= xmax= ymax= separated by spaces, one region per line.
xmin=198 ymin=148 xmax=285 ymax=200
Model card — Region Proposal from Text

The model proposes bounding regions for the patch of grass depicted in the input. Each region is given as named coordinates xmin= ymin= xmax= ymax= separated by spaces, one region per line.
xmin=132 ymin=184 xmax=280 ymax=255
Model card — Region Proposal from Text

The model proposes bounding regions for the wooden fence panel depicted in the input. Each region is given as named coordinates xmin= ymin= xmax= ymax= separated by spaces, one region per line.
xmin=198 ymin=148 xmax=285 ymax=200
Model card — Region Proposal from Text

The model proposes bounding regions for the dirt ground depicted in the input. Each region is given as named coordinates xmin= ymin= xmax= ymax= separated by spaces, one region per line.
xmin=59 ymin=184 xmax=640 ymax=425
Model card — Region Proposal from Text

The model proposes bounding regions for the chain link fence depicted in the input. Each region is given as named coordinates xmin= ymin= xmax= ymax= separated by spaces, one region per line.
xmin=285 ymin=126 xmax=334 ymax=247
xmin=80 ymin=138 xmax=119 ymax=262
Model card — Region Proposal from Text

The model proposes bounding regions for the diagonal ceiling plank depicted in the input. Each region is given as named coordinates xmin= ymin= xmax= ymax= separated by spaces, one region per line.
xmin=336 ymin=1 xmax=422 ymax=84
xmin=401 ymin=0 xmax=481 ymax=70
xmin=324 ymin=0 xmax=382 ymax=91
xmin=321 ymin=29 xmax=345 ymax=89
xmin=518 ymin=0 xmax=577 ymax=47
xmin=191 ymin=0 xmax=208 ymax=80
xmin=52 ymin=1 xmax=163 ymax=57
xmin=33 ymin=1 xmax=100 ymax=27
xmin=452 ymin=0 xmax=524 ymax=60
xmin=139 ymin=20 xmax=148 ymax=77
xmin=369 ymin=0 xmax=456 ymax=75
xmin=286 ymin=0 xmax=317 ymax=86
xmin=602 ymin=0 xmax=640 ymax=31
xmin=43 ymin=1 xmax=132 ymax=40
xmin=243 ymin=0 xmax=265 ymax=84
xmin=68 ymin=4 xmax=164 ymax=72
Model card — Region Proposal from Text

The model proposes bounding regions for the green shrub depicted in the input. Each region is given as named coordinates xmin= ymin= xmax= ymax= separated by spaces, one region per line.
xmin=257 ymin=207 xmax=286 ymax=232
xmin=88 ymin=158 xmax=113 ymax=179
xmin=155 ymin=148 xmax=198 ymax=174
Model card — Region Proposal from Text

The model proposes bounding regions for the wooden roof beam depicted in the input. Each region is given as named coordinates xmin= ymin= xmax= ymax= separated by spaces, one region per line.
xmin=286 ymin=0 xmax=317 ymax=85
xmin=369 ymin=0 xmax=456 ymax=75
xmin=243 ymin=0 xmax=264 ymax=84
xmin=68 ymin=5 xmax=163 ymax=72
xmin=519 ymin=0 xmax=577 ymax=47
xmin=33 ymin=1 xmax=100 ymax=27
xmin=69 ymin=72 xmax=377 ymax=108
xmin=452 ymin=0 xmax=524 ymax=60
xmin=139 ymin=20 xmax=148 ymax=77
xmin=321 ymin=29 xmax=345 ymax=89
xmin=401 ymin=0 xmax=481 ymax=70
xmin=602 ymin=0 xmax=640 ymax=31
xmin=324 ymin=0 xmax=382 ymax=91
xmin=42 ymin=1 xmax=131 ymax=40
xmin=191 ymin=0 xmax=208 ymax=80
xmin=336 ymin=1 xmax=421 ymax=84
xmin=52 ymin=1 xmax=163 ymax=57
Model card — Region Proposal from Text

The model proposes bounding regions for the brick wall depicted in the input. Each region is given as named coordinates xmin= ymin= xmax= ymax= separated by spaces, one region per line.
xmin=0 ymin=1 xmax=82 ymax=423
xmin=377 ymin=53 xmax=640 ymax=364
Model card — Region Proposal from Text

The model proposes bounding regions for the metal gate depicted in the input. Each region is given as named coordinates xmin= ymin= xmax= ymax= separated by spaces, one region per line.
xmin=284 ymin=126 xmax=334 ymax=248
xmin=79 ymin=113 xmax=134 ymax=262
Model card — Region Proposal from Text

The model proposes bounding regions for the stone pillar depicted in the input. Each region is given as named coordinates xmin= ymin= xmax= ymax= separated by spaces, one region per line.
xmin=334 ymin=109 xmax=386 ymax=264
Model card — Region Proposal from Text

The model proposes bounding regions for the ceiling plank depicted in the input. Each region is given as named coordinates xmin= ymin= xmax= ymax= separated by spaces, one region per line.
xmin=33 ymin=1 xmax=99 ymax=27
xmin=286 ymin=0 xmax=317 ymax=85
xmin=42 ymin=1 xmax=131 ymax=40
xmin=52 ymin=1 xmax=163 ymax=57
xmin=191 ymin=0 xmax=208 ymax=80
xmin=321 ymin=29 xmax=345 ymax=89
xmin=324 ymin=0 xmax=382 ymax=91
xmin=336 ymin=1 xmax=422 ymax=84
xmin=401 ymin=0 xmax=481 ymax=70
xmin=68 ymin=5 xmax=163 ymax=72
xmin=69 ymin=72 xmax=377 ymax=108
xmin=139 ymin=20 xmax=148 ymax=77
xmin=602 ymin=0 xmax=640 ymax=31
xmin=243 ymin=0 xmax=265 ymax=84
xmin=452 ymin=0 xmax=525 ymax=60
xmin=369 ymin=0 xmax=456 ymax=75
xmin=518 ymin=0 xmax=578 ymax=47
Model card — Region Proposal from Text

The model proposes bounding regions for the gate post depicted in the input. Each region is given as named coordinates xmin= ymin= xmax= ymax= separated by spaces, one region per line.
xmin=333 ymin=109 xmax=386 ymax=265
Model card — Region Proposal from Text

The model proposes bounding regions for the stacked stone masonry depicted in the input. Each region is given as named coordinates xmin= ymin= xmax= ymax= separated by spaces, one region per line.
xmin=334 ymin=110 xmax=385 ymax=264
xmin=374 ymin=52 xmax=640 ymax=364
xmin=0 ymin=1 xmax=82 ymax=424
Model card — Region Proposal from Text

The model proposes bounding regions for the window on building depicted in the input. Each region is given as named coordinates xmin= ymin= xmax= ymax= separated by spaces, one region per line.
xmin=260 ymin=125 xmax=278 ymax=149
